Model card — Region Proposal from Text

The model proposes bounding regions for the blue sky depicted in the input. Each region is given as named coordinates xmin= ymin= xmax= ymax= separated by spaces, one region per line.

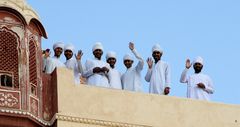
xmin=28 ymin=0 xmax=240 ymax=104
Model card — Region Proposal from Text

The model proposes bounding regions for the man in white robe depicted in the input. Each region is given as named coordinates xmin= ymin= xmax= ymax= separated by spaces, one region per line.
xmin=45 ymin=42 xmax=66 ymax=74
xmin=64 ymin=44 xmax=84 ymax=85
xmin=121 ymin=42 xmax=144 ymax=92
xmin=42 ymin=48 xmax=50 ymax=73
xmin=180 ymin=56 xmax=214 ymax=101
xmin=82 ymin=42 xmax=110 ymax=87
xmin=145 ymin=44 xmax=171 ymax=95
xmin=106 ymin=51 xmax=122 ymax=89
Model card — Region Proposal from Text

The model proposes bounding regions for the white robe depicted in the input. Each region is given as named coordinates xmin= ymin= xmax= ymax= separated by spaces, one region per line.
xmin=180 ymin=69 xmax=214 ymax=101
xmin=45 ymin=56 xmax=65 ymax=74
xmin=82 ymin=58 xmax=110 ymax=87
xmin=64 ymin=57 xmax=84 ymax=85
xmin=42 ymin=56 xmax=49 ymax=72
xmin=108 ymin=68 xmax=122 ymax=89
xmin=121 ymin=49 xmax=144 ymax=92
xmin=145 ymin=61 xmax=171 ymax=94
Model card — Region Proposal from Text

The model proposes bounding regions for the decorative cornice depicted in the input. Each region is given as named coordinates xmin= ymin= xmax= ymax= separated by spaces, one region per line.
xmin=0 ymin=108 xmax=52 ymax=126
xmin=0 ymin=109 xmax=153 ymax=127
xmin=55 ymin=114 xmax=152 ymax=127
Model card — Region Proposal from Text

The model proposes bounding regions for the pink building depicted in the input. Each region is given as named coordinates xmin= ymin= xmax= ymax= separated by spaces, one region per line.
xmin=0 ymin=0 xmax=57 ymax=126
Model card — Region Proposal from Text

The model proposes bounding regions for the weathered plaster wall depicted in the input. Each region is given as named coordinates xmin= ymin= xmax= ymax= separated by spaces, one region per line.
xmin=55 ymin=68 xmax=240 ymax=127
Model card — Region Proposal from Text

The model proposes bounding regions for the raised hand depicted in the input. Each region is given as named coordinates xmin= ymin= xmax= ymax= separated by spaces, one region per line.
xmin=147 ymin=57 xmax=153 ymax=69
xmin=75 ymin=50 xmax=83 ymax=61
xmin=129 ymin=42 xmax=134 ymax=50
xmin=186 ymin=59 xmax=192 ymax=69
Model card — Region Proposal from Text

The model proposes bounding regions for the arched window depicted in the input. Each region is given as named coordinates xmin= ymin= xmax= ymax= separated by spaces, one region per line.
xmin=0 ymin=27 xmax=19 ymax=88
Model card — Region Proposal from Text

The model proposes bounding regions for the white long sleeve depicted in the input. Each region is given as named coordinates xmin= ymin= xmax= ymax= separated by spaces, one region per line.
xmin=131 ymin=49 xmax=144 ymax=72
xmin=204 ymin=77 xmax=214 ymax=94
xmin=165 ymin=64 xmax=171 ymax=87
xmin=180 ymin=68 xmax=189 ymax=83
xmin=77 ymin=60 xmax=84 ymax=74
xmin=145 ymin=69 xmax=152 ymax=82
xmin=82 ymin=59 xmax=94 ymax=78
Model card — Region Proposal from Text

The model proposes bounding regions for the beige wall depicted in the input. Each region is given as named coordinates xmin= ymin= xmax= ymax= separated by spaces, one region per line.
xmin=56 ymin=68 xmax=240 ymax=127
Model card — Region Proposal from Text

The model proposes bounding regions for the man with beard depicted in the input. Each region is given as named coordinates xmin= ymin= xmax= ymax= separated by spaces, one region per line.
xmin=106 ymin=51 xmax=122 ymax=89
xmin=121 ymin=42 xmax=144 ymax=92
xmin=180 ymin=56 xmax=214 ymax=101
xmin=45 ymin=42 xmax=66 ymax=74
xmin=64 ymin=44 xmax=84 ymax=85
xmin=145 ymin=44 xmax=171 ymax=95
xmin=82 ymin=42 xmax=110 ymax=87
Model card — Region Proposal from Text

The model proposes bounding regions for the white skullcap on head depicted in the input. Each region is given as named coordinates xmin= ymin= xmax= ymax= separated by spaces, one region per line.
xmin=64 ymin=44 xmax=74 ymax=52
xmin=123 ymin=54 xmax=133 ymax=61
xmin=53 ymin=42 xmax=64 ymax=50
xmin=193 ymin=56 xmax=204 ymax=65
xmin=92 ymin=42 xmax=103 ymax=52
xmin=106 ymin=51 xmax=117 ymax=60
xmin=152 ymin=44 xmax=163 ymax=53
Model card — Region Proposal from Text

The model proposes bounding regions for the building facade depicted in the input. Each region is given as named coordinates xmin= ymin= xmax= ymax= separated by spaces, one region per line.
xmin=0 ymin=0 xmax=55 ymax=126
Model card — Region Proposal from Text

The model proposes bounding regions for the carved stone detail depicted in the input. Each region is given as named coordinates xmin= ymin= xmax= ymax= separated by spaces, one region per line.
xmin=0 ymin=92 xmax=18 ymax=107
xmin=55 ymin=114 xmax=152 ymax=127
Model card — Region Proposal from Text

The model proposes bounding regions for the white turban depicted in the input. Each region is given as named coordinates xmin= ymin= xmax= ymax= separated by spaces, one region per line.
xmin=106 ymin=51 xmax=117 ymax=60
xmin=152 ymin=44 xmax=163 ymax=53
xmin=64 ymin=44 xmax=74 ymax=52
xmin=123 ymin=54 xmax=133 ymax=61
xmin=53 ymin=42 xmax=64 ymax=50
xmin=92 ymin=42 xmax=103 ymax=52
xmin=193 ymin=56 xmax=204 ymax=65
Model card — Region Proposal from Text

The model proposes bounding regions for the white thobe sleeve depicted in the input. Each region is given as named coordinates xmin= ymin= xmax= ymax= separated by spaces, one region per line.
xmin=204 ymin=77 xmax=214 ymax=94
xmin=131 ymin=49 xmax=144 ymax=72
xmin=145 ymin=69 xmax=152 ymax=82
xmin=82 ymin=60 xmax=94 ymax=78
xmin=45 ymin=58 xmax=54 ymax=74
xmin=165 ymin=64 xmax=171 ymax=87
xmin=77 ymin=60 xmax=84 ymax=74
xmin=180 ymin=68 xmax=189 ymax=83
xmin=42 ymin=57 xmax=47 ymax=72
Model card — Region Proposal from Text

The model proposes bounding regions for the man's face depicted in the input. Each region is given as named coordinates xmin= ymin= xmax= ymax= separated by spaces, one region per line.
xmin=107 ymin=57 xmax=116 ymax=68
xmin=124 ymin=59 xmax=133 ymax=69
xmin=93 ymin=49 xmax=103 ymax=59
xmin=54 ymin=47 xmax=63 ymax=57
xmin=152 ymin=51 xmax=162 ymax=62
xmin=64 ymin=50 xmax=73 ymax=60
xmin=193 ymin=63 xmax=203 ymax=73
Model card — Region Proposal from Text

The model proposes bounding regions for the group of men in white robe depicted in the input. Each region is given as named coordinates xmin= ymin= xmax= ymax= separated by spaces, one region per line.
xmin=42 ymin=42 xmax=214 ymax=101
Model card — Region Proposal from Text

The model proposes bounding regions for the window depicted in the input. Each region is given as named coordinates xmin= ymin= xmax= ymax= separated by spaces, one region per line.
xmin=0 ymin=74 xmax=13 ymax=87
xmin=0 ymin=27 xmax=19 ymax=88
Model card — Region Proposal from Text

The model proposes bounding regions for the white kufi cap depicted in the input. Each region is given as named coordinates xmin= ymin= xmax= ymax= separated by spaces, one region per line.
xmin=64 ymin=44 xmax=74 ymax=52
xmin=193 ymin=56 xmax=204 ymax=65
xmin=106 ymin=51 xmax=117 ymax=60
xmin=53 ymin=42 xmax=64 ymax=50
xmin=123 ymin=54 xmax=133 ymax=61
xmin=152 ymin=44 xmax=163 ymax=53
xmin=92 ymin=42 xmax=103 ymax=52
